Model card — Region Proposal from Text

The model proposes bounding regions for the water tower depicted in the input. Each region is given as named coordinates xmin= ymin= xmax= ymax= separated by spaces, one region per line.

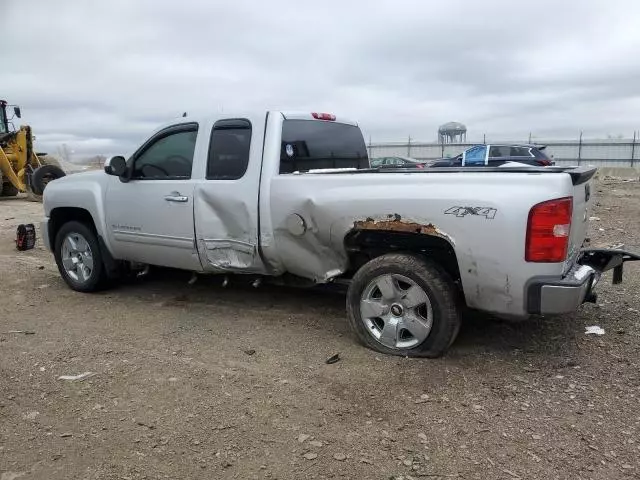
xmin=438 ymin=121 xmax=467 ymax=143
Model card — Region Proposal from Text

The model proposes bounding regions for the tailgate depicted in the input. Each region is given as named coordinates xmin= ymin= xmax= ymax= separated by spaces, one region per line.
xmin=566 ymin=168 xmax=596 ymax=270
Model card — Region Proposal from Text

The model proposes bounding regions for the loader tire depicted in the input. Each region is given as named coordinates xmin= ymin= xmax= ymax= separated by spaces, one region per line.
xmin=0 ymin=182 xmax=20 ymax=197
xmin=346 ymin=253 xmax=461 ymax=358
xmin=31 ymin=164 xmax=65 ymax=195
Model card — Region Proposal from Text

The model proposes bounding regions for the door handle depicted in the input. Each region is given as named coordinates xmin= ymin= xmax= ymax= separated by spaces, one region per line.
xmin=164 ymin=193 xmax=189 ymax=203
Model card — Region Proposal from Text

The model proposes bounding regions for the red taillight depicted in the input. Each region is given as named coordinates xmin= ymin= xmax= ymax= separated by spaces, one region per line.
xmin=525 ymin=197 xmax=573 ymax=262
xmin=311 ymin=112 xmax=336 ymax=121
xmin=537 ymin=159 xmax=552 ymax=166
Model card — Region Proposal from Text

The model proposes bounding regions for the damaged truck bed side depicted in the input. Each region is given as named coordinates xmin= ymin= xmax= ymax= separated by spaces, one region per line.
xmin=41 ymin=111 xmax=640 ymax=357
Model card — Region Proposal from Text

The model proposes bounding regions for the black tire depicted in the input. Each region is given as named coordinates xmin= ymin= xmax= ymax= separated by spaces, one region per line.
xmin=346 ymin=253 xmax=461 ymax=358
xmin=54 ymin=221 xmax=107 ymax=292
xmin=1 ymin=182 xmax=19 ymax=197
xmin=31 ymin=164 xmax=65 ymax=195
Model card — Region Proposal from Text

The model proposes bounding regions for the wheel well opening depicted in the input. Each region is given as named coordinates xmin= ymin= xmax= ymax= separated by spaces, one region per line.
xmin=49 ymin=207 xmax=96 ymax=245
xmin=344 ymin=229 xmax=461 ymax=283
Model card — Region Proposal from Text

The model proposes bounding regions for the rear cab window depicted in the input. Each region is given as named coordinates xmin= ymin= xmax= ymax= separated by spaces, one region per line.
xmin=279 ymin=119 xmax=369 ymax=174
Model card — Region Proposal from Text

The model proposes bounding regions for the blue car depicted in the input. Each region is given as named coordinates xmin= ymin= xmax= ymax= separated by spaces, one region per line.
xmin=430 ymin=144 xmax=554 ymax=167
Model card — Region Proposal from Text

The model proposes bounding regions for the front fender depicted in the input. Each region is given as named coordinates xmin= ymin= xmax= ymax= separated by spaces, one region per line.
xmin=43 ymin=171 xmax=111 ymax=247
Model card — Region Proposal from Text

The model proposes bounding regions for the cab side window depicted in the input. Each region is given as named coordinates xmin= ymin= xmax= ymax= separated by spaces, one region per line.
xmin=132 ymin=125 xmax=198 ymax=179
xmin=207 ymin=119 xmax=252 ymax=180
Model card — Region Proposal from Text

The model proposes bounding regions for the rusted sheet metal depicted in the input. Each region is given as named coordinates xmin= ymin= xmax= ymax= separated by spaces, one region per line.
xmin=352 ymin=214 xmax=451 ymax=241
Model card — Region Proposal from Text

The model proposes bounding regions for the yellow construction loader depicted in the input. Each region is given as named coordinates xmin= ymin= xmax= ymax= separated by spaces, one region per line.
xmin=0 ymin=99 xmax=65 ymax=200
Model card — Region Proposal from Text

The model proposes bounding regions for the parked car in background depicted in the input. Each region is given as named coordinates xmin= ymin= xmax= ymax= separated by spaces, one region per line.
xmin=370 ymin=156 xmax=427 ymax=168
xmin=430 ymin=144 xmax=554 ymax=167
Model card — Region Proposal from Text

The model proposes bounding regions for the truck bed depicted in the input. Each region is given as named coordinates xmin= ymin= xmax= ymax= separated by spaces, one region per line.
xmin=316 ymin=165 xmax=598 ymax=186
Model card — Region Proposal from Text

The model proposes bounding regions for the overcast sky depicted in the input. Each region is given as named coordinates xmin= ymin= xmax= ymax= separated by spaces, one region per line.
xmin=3 ymin=0 xmax=640 ymax=159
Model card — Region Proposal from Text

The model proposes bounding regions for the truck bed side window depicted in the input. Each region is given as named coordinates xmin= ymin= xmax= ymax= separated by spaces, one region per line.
xmin=131 ymin=125 xmax=198 ymax=180
xmin=207 ymin=119 xmax=252 ymax=180
xmin=280 ymin=120 xmax=369 ymax=174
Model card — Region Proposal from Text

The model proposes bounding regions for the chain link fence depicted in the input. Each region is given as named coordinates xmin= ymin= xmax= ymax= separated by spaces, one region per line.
xmin=368 ymin=134 xmax=640 ymax=167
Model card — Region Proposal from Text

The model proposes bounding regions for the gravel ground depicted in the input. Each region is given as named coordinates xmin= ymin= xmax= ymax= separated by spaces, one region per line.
xmin=1 ymin=179 xmax=639 ymax=480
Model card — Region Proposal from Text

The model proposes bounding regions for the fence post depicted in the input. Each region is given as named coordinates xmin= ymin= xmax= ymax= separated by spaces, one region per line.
xmin=368 ymin=135 xmax=372 ymax=159
xmin=577 ymin=131 xmax=583 ymax=165
xmin=483 ymin=134 xmax=486 ymax=145
xmin=407 ymin=136 xmax=412 ymax=157
xmin=441 ymin=140 xmax=444 ymax=158
xmin=631 ymin=131 xmax=636 ymax=167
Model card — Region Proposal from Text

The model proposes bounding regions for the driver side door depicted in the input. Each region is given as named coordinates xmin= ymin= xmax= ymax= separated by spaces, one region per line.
xmin=105 ymin=123 xmax=202 ymax=271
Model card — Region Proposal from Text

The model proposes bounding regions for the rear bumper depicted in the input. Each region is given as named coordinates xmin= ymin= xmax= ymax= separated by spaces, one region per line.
xmin=527 ymin=265 xmax=598 ymax=315
xmin=526 ymin=248 xmax=640 ymax=315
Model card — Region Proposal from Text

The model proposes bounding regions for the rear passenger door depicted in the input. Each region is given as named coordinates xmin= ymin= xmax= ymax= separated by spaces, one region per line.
xmin=193 ymin=118 xmax=266 ymax=273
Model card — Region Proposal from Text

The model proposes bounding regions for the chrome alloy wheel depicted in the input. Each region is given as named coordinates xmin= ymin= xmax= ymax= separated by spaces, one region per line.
xmin=359 ymin=273 xmax=433 ymax=349
xmin=60 ymin=232 xmax=94 ymax=284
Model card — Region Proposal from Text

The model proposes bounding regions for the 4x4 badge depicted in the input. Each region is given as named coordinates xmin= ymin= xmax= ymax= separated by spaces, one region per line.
xmin=444 ymin=206 xmax=497 ymax=219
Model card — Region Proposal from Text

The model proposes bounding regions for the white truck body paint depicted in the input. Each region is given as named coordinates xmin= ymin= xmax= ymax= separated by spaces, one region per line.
xmin=43 ymin=111 xmax=600 ymax=318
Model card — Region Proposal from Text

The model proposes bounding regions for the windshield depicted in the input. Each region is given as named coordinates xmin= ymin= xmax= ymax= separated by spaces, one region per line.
xmin=280 ymin=120 xmax=369 ymax=173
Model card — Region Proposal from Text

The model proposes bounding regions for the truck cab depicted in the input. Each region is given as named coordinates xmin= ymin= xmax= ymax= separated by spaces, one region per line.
xmin=43 ymin=112 xmax=369 ymax=278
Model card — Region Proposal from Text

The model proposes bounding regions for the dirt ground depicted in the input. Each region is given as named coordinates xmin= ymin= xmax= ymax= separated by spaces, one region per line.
xmin=1 ymin=180 xmax=639 ymax=480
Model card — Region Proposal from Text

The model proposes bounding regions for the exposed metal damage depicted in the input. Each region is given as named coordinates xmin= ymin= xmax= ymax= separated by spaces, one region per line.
xmin=352 ymin=214 xmax=452 ymax=242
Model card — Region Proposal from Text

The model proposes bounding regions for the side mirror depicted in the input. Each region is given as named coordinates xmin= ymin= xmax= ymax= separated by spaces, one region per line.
xmin=13 ymin=106 xmax=21 ymax=118
xmin=104 ymin=156 xmax=127 ymax=176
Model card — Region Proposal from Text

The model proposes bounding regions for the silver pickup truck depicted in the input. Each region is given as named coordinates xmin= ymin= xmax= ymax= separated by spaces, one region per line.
xmin=42 ymin=111 xmax=639 ymax=357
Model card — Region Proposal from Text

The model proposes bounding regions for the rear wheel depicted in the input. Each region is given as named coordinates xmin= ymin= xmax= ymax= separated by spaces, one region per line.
xmin=54 ymin=221 xmax=107 ymax=292
xmin=346 ymin=253 xmax=461 ymax=358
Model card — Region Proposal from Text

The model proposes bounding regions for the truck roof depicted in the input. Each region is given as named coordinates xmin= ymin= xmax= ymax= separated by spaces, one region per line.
xmin=149 ymin=111 xmax=358 ymax=135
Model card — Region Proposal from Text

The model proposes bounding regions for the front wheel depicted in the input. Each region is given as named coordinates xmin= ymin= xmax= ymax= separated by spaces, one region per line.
xmin=346 ymin=253 xmax=461 ymax=358
xmin=54 ymin=221 xmax=107 ymax=292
